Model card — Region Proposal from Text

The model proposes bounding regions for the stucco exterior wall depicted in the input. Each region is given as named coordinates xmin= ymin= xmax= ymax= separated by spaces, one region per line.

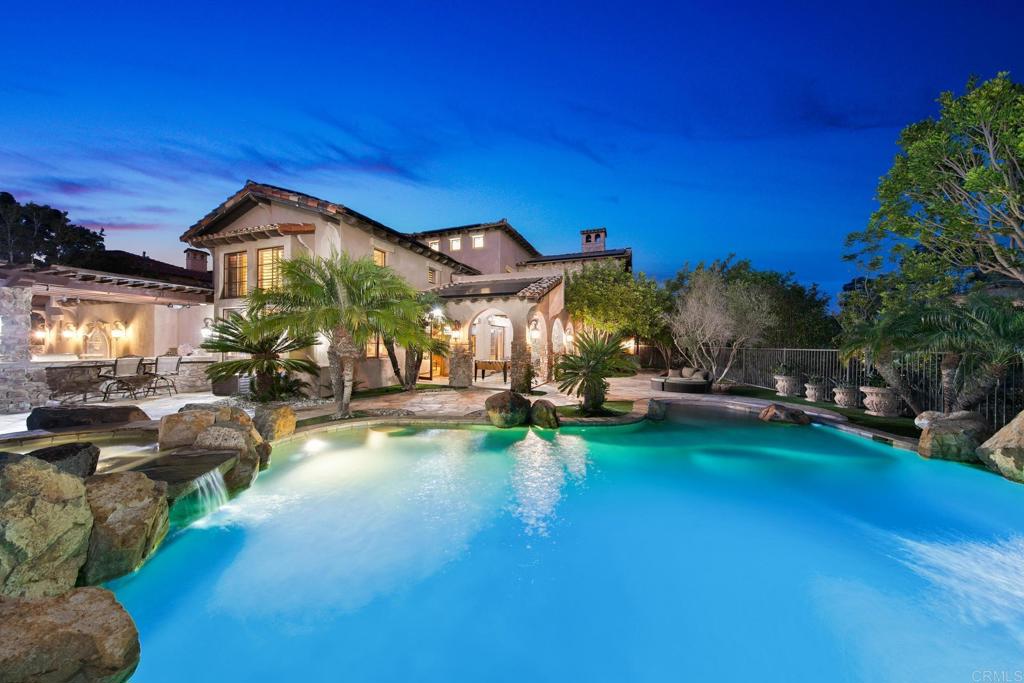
xmin=423 ymin=228 xmax=533 ymax=274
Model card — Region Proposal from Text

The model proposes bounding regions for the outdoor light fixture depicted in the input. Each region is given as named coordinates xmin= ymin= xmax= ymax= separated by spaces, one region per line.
xmin=61 ymin=323 xmax=77 ymax=340
xmin=110 ymin=321 xmax=126 ymax=339
xmin=430 ymin=307 xmax=443 ymax=319
xmin=200 ymin=318 xmax=214 ymax=338
xmin=33 ymin=327 xmax=46 ymax=341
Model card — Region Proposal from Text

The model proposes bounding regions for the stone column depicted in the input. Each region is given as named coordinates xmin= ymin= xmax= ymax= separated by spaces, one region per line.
xmin=509 ymin=338 xmax=532 ymax=394
xmin=448 ymin=344 xmax=473 ymax=388
xmin=0 ymin=287 xmax=49 ymax=413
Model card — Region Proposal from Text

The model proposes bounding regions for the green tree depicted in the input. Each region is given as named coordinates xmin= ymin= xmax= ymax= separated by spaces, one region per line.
xmin=248 ymin=252 xmax=423 ymax=418
xmin=847 ymin=73 xmax=1024 ymax=286
xmin=0 ymin=192 xmax=105 ymax=264
xmin=554 ymin=330 xmax=636 ymax=414
xmin=565 ymin=262 xmax=673 ymax=366
xmin=668 ymin=255 xmax=838 ymax=348
xmin=200 ymin=312 xmax=319 ymax=401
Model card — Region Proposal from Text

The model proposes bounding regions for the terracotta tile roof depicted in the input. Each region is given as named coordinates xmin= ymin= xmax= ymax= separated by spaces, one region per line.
xmin=63 ymin=250 xmax=212 ymax=289
xmin=180 ymin=181 xmax=479 ymax=275
xmin=519 ymin=248 xmax=631 ymax=266
xmin=433 ymin=275 xmax=561 ymax=300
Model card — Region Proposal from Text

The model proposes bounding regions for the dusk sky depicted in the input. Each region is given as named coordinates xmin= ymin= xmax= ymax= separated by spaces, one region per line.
xmin=3 ymin=1 xmax=1024 ymax=301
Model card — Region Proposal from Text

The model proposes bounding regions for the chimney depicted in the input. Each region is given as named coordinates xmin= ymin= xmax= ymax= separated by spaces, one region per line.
xmin=580 ymin=227 xmax=607 ymax=253
xmin=184 ymin=248 xmax=209 ymax=272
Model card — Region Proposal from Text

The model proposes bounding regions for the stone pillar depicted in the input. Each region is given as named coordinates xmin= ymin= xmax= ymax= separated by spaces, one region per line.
xmin=510 ymin=338 xmax=532 ymax=394
xmin=0 ymin=287 xmax=49 ymax=413
xmin=448 ymin=345 xmax=473 ymax=388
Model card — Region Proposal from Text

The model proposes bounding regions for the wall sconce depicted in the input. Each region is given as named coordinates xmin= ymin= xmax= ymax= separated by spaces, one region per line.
xmin=32 ymin=326 xmax=47 ymax=341
xmin=200 ymin=318 xmax=215 ymax=339
xmin=430 ymin=307 xmax=444 ymax=320
xmin=110 ymin=321 xmax=127 ymax=339
xmin=62 ymin=323 xmax=77 ymax=340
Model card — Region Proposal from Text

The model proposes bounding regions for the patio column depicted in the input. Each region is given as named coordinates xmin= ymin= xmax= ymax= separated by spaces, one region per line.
xmin=509 ymin=313 xmax=532 ymax=394
xmin=448 ymin=344 xmax=473 ymax=388
xmin=0 ymin=286 xmax=49 ymax=413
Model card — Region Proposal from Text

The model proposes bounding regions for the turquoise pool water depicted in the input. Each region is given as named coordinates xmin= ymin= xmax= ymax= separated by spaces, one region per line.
xmin=111 ymin=410 xmax=1024 ymax=682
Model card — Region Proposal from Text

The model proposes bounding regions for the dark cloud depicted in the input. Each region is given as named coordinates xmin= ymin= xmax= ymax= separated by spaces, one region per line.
xmin=77 ymin=219 xmax=165 ymax=232
xmin=32 ymin=177 xmax=115 ymax=196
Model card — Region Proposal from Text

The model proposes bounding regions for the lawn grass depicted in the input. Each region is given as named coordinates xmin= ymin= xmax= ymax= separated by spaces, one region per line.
xmin=728 ymin=386 xmax=921 ymax=439
xmin=555 ymin=399 xmax=634 ymax=418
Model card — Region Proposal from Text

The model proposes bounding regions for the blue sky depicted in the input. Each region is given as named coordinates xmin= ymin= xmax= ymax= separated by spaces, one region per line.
xmin=2 ymin=1 xmax=1023 ymax=301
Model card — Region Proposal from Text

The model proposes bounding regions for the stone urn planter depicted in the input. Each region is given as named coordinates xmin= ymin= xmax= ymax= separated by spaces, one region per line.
xmin=773 ymin=374 xmax=804 ymax=397
xmin=832 ymin=386 xmax=860 ymax=408
xmin=804 ymin=383 xmax=828 ymax=403
xmin=860 ymin=386 xmax=902 ymax=417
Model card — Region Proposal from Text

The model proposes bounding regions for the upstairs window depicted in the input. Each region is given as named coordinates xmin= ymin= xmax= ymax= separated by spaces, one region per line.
xmin=472 ymin=234 xmax=485 ymax=249
xmin=224 ymin=252 xmax=248 ymax=298
xmin=449 ymin=237 xmax=462 ymax=251
xmin=427 ymin=267 xmax=438 ymax=285
xmin=257 ymin=247 xmax=283 ymax=290
xmin=373 ymin=248 xmax=387 ymax=267
xmin=428 ymin=239 xmax=440 ymax=251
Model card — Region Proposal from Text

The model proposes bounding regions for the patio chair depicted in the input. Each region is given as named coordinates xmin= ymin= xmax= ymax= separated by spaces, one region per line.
xmin=100 ymin=356 xmax=148 ymax=401
xmin=146 ymin=355 xmax=182 ymax=397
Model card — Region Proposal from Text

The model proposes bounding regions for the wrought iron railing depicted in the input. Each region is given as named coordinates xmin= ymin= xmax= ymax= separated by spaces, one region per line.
xmin=710 ymin=347 xmax=1023 ymax=430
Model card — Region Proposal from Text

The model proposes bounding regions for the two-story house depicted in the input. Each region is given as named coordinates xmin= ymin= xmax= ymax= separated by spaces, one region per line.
xmin=181 ymin=181 xmax=632 ymax=392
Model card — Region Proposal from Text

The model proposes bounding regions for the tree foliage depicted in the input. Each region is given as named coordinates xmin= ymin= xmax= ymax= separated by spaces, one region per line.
xmin=0 ymin=192 xmax=105 ymax=264
xmin=846 ymin=73 xmax=1024 ymax=286
xmin=565 ymin=262 xmax=671 ymax=338
xmin=667 ymin=269 xmax=776 ymax=382
xmin=248 ymin=253 xmax=427 ymax=418
xmin=668 ymin=255 xmax=838 ymax=347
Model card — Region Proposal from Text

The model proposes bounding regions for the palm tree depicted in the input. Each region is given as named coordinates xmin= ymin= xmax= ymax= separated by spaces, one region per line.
xmin=917 ymin=294 xmax=1024 ymax=411
xmin=839 ymin=309 xmax=926 ymax=414
xmin=248 ymin=252 xmax=423 ymax=418
xmin=398 ymin=293 xmax=450 ymax=391
xmin=555 ymin=330 xmax=636 ymax=414
xmin=201 ymin=312 xmax=319 ymax=400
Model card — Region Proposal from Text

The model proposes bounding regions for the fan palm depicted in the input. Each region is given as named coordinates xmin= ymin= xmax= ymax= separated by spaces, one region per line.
xmin=555 ymin=330 xmax=636 ymax=414
xmin=917 ymin=294 xmax=1024 ymax=411
xmin=201 ymin=312 xmax=319 ymax=400
xmin=248 ymin=252 xmax=424 ymax=418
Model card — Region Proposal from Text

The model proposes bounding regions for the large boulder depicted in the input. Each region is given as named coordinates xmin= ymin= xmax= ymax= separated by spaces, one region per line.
xmin=0 ymin=586 xmax=139 ymax=683
xmin=194 ymin=423 xmax=264 ymax=493
xmin=916 ymin=411 xmax=990 ymax=462
xmin=78 ymin=472 xmax=169 ymax=586
xmin=25 ymin=442 xmax=100 ymax=478
xmin=26 ymin=405 xmax=150 ymax=431
xmin=254 ymin=405 xmax=297 ymax=441
xmin=158 ymin=410 xmax=216 ymax=450
xmin=178 ymin=403 xmax=232 ymax=422
xmin=484 ymin=391 xmax=531 ymax=428
xmin=647 ymin=399 xmax=668 ymax=421
xmin=0 ymin=455 xmax=92 ymax=598
xmin=976 ymin=410 xmax=1024 ymax=482
xmin=758 ymin=403 xmax=812 ymax=426
xmin=529 ymin=399 xmax=560 ymax=429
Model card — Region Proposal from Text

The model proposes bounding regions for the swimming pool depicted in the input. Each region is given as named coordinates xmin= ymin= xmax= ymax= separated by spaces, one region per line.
xmin=110 ymin=409 xmax=1024 ymax=681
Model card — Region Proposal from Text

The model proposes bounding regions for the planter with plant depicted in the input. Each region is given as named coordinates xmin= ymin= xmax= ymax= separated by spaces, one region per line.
xmin=804 ymin=374 xmax=829 ymax=403
xmin=772 ymin=362 xmax=804 ymax=397
xmin=860 ymin=373 xmax=902 ymax=417
xmin=832 ymin=379 xmax=860 ymax=408
xmin=201 ymin=312 xmax=320 ymax=402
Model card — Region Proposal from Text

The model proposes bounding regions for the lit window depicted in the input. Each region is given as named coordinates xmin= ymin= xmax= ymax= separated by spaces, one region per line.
xmin=449 ymin=237 xmax=462 ymax=251
xmin=257 ymin=247 xmax=283 ymax=290
xmin=224 ymin=252 xmax=247 ymax=298
xmin=427 ymin=267 xmax=438 ymax=285
xmin=428 ymin=240 xmax=440 ymax=251
xmin=365 ymin=333 xmax=381 ymax=358
xmin=373 ymin=248 xmax=387 ymax=267
xmin=472 ymin=234 xmax=484 ymax=249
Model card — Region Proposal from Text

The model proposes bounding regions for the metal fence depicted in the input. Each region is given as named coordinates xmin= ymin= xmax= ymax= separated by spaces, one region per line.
xmin=711 ymin=347 xmax=1024 ymax=431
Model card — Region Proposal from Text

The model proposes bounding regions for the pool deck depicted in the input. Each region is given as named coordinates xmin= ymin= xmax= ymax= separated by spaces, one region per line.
xmin=0 ymin=371 xmax=919 ymax=457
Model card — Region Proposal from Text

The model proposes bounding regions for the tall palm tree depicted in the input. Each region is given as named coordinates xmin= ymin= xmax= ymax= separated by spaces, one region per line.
xmin=248 ymin=252 xmax=423 ymax=418
xmin=201 ymin=312 xmax=319 ymax=400
xmin=555 ymin=330 xmax=635 ymax=414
